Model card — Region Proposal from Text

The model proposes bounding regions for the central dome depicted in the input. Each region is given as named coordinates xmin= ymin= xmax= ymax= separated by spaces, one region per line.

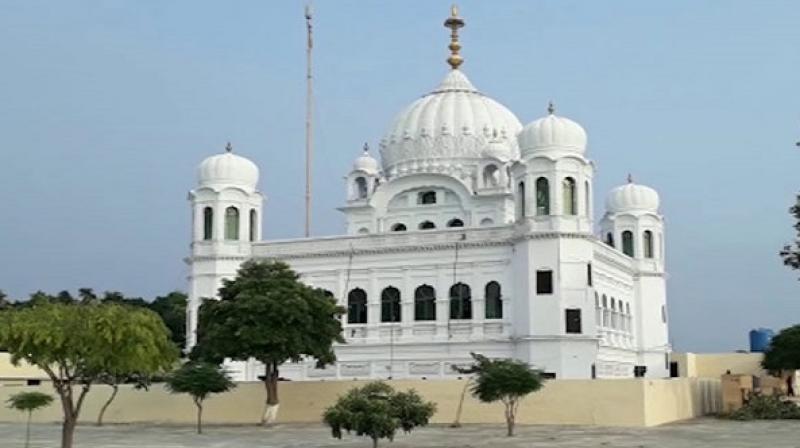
xmin=379 ymin=70 xmax=522 ymax=176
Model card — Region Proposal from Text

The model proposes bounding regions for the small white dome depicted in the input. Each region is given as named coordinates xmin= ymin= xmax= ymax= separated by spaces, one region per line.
xmin=518 ymin=107 xmax=587 ymax=155
xmin=606 ymin=180 xmax=660 ymax=213
xmin=198 ymin=144 xmax=259 ymax=189
xmin=352 ymin=145 xmax=379 ymax=175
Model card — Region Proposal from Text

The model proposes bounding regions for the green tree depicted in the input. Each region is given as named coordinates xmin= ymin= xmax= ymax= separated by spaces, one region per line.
xmin=165 ymin=362 xmax=234 ymax=434
xmin=323 ymin=382 xmax=436 ymax=448
xmin=467 ymin=353 xmax=546 ymax=436
xmin=763 ymin=325 xmax=800 ymax=374
xmin=0 ymin=303 xmax=179 ymax=448
xmin=6 ymin=391 xmax=53 ymax=448
xmin=191 ymin=260 xmax=344 ymax=424
xmin=780 ymin=194 xmax=800 ymax=278
xmin=149 ymin=291 xmax=187 ymax=350
xmin=0 ymin=290 xmax=11 ymax=309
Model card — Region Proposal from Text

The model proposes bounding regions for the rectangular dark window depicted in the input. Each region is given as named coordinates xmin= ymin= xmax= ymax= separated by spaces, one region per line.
xmin=565 ymin=308 xmax=582 ymax=334
xmin=587 ymin=263 xmax=593 ymax=286
xmin=536 ymin=270 xmax=553 ymax=295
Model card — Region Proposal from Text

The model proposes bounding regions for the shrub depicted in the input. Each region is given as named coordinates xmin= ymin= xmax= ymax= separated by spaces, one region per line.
xmin=727 ymin=394 xmax=800 ymax=420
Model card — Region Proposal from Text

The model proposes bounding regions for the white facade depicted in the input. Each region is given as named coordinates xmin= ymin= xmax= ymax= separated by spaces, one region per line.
xmin=185 ymin=14 xmax=670 ymax=381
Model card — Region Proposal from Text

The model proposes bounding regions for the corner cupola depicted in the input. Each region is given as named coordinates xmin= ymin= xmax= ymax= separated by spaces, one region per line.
xmin=518 ymin=103 xmax=587 ymax=156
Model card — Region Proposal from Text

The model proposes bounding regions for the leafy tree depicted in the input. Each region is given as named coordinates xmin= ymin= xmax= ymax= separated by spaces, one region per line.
xmin=763 ymin=325 xmax=800 ymax=374
xmin=77 ymin=287 xmax=98 ymax=304
xmin=0 ymin=303 xmax=179 ymax=448
xmin=165 ymin=362 xmax=234 ymax=434
xmin=323 ymin=382 xmax=436 ymax=448
xmin=0 ymin=290 xmax=11 ymax=309
xmin=780 ymin=194 xmax=800 ymax=278
xmin=6 ymin=391 xmax=54 ymax=448
xmin=191 ymin=260 xmax=344 ymax=424
xmin=466 ymin=353 xmax=546 ymax=436
xmin=149 ymin=291 xmax=187 ymax=350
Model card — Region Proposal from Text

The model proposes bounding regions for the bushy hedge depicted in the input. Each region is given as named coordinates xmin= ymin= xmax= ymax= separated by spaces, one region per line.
xmin=727 ymin=395 xmax=800 ymax=420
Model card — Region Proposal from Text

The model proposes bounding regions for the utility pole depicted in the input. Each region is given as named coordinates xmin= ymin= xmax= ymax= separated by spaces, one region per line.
xmin=304 ymin=4 xmax=314 ymax=237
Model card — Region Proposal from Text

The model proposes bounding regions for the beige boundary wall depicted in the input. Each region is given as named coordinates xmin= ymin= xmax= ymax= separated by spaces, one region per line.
xmin=0 ymin=378 xmax=720 ymax=427
xmin=671 ymin=352 xmax=765 ymax=379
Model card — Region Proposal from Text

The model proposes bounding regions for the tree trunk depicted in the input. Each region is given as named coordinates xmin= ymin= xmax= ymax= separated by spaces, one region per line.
xmin=504 ymin=402 xmax=515 ymax=437
xmin=260 ymin=361 xmax=280 ymax=425
xmin=194 ymin=398 xmax=203 ymax=434
xmin=372 ymin=436 xmax=379 ymax=448
xmin=97 ymin=384 xmax=118 ymax=426
xmin=25 ymin=410 xmax=31 ymax=448
xmin=61 ymin=414 xmax=77 ymax=448
xmin=450 ymin=378 xmax=472 ymax=428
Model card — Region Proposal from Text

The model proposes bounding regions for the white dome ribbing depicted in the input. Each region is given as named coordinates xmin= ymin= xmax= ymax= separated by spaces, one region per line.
xmin=198 ymin=145 xmax=259 ymax=190
xmin=379 ymin=70 xmax=522 ymax=174
xmin=518 ymin=108 xmax=587 ymax=155
xmin=606 ymin=180 xmax=660 ymax=213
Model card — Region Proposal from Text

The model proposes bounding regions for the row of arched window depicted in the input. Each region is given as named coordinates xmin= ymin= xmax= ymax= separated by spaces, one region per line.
xmin=517 ymin=176 xmax=590 ymax=219
xmin=595 ymin=293 xmax=633 ymax=333
xmin=605 ymin=230 xmax=655 ymax=258
xmin=202 ymin=206 xmax=257 ymax=242
xmin=346 ymin=281 xmax=503 ymax=324
xmin=390 ymin=218 xmax=464 ymax=232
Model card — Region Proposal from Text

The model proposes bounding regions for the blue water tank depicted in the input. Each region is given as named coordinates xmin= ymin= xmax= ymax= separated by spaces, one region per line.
xmin=749 ymin=328 xmax=774 ymax=353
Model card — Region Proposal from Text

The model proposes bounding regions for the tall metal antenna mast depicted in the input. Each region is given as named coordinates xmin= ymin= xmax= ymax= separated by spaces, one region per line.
xmin=304 ymin=3 xmax=314 ymax=237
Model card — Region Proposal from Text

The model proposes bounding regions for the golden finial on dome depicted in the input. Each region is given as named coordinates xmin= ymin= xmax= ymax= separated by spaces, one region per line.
xmin=627 ymin=173 xmax=634 ymax=183
xmin=225 ymin=142 xmax=233 ymax=153
xmin=547 ymin=101 xmax=555 ymax=115
xmin=444 ymin=4 xmax=465 ymax=70
xmin=363 ymin=142 xmax=369 ymax=153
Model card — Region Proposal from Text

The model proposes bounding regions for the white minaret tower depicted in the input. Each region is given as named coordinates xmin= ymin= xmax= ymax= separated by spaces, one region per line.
xmin=601 ymin=177 xmax=669 ymax=377
xmin=186 ymin=142 xmax=264 ymax=349
xmin=342 ymin=143 xmax=380 ymax=235
xmin=509 ymin=104 xmax=599 ymax=378
xmin=512 ymin=102 xmax=594 ymax=233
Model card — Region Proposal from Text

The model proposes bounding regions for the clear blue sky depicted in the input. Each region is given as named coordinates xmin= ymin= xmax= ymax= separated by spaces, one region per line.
xmin=1 ymin=1 xmax=798 ymax=352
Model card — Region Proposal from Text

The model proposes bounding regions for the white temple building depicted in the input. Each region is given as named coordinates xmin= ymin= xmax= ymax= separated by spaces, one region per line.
xmin=186 ymin=8 xmax=670 ymax=381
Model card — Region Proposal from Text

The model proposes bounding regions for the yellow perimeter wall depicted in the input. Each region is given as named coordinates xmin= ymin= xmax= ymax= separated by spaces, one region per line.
xmin=671 ymin=352 xmax=765 ymax=379
xmin=0 ymin=378 xmax=720 ymax=428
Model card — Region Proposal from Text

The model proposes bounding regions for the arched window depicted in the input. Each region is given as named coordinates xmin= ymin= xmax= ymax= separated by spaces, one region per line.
xmin=480 ymin=218 xmax=494 ymax=226
xmin=418 ymin=191 xmax=436 ymax=205
xmin=357 ymin=227 xmax=369 ymax=234
xmin=483 ymin=165 xmax=500 ymax=187
xmin=414 ymin=285 xmax=436 ymax=321
xmin=202 ymin=207 xmax=213 ymax=241
xmin=347 ymin=288 xmax=367 ymax=324
xmin=602 ymin=294 xmax=609 ymax=327
xmin=485 ymin=281 xmax=502 ymax=319
xmin=381 ymin=287 xmax=401 ymax=323
xmin=643 ymin=230 xmax=654 ymax=258
xmin=562 ymin=177 xmax=577 ymax=215
xmin=390 ymin=223 xmax=407 ymax=232
xmin=224 ymin=206 xmax=240 ymax=240
xmin=622 ymin=230 xmax=634 ymax=257
xmin=355 ymin=177 xmax=368 ymax=199
xmin=606 ymin=232 xmax=615 ymax=247
xmin=584 ymin=180 xmax=591 ymax=217
xmin=517 ymin=181 xmax=526 ymax=219
xmin=249 ymin=209 xmax=257 ymax=242
xmin=535 ymin=177 xmax=550 ymax=215
xmin=449 ymin=283 xmax=472 ymax=319
xmin=447 ymin=218 xmax=464 ymax=228
xmin=419 ymin=221 xmax=436 ymax=230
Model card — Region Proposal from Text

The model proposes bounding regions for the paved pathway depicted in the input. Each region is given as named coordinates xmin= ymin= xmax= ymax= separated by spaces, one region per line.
xmin=2 ymin=418 xmax=800 ymax=447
